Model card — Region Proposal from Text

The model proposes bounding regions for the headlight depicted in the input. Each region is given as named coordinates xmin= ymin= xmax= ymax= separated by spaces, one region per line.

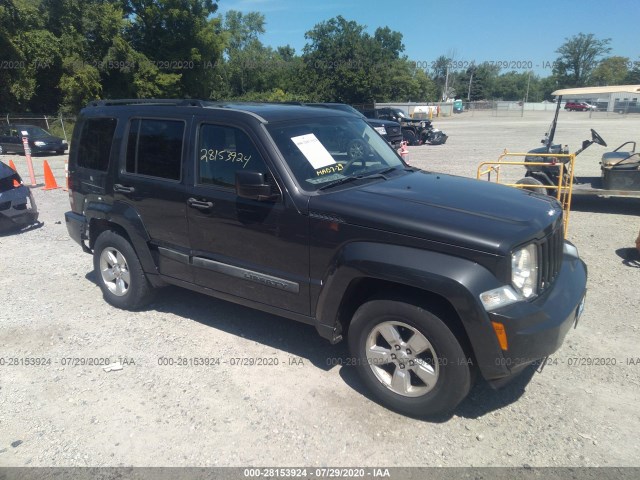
xmin=34 ymin=141 xmax=46 ymax=146
xmin=511 ymin=244 xmax=538 ymax=298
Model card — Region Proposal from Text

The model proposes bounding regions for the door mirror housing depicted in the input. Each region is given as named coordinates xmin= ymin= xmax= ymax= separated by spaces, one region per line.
xmin=235 ymin=171 xmax=279 ymax=201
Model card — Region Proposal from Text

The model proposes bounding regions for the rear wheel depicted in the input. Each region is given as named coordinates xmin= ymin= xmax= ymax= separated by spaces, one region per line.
xmin=516 ymin=177 xmax=549 ymax=196
xmin=93 ymin=230 xmax=154 ymax=310
xmin=348 ymin=299 xmax=473 ymax=417
xmin=402 ymin=130 xmax=418 ymax=146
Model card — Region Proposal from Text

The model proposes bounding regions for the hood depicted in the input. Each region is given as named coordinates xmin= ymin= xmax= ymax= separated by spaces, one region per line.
xmin=309 ymin=170 xmax=562 ymax=255
xmin=366 ymin=118 xmax=402 ymax=128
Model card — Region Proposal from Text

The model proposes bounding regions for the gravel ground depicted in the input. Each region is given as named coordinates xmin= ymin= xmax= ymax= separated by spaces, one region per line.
xmin=0 ymin=111 xmax=639 ymax=468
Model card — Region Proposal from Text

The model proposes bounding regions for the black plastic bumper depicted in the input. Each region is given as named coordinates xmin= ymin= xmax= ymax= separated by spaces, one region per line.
xmin=0 ymin=185 xmax=39 ymax=231
xmin=485 ymin=243 xmax=588 ymax=385
xmin=65 ymin=211 xmax=91 ymax=253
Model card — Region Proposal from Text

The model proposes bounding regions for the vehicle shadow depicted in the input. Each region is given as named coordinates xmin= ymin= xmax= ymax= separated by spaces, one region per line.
xmin=83 ymin=276 xmax=342 ymax=372
xmin=0 ymin=220 xmax=44 ymax=236
xmin=339 ymin=359 xmax=537 ymax=422
xmin=615 ymin=248 xmax=640 ymax=268
xmin=570 ymin=195 xmax=640 ymax=216
xmin=84 ymin=274 xmax=539 ymax=421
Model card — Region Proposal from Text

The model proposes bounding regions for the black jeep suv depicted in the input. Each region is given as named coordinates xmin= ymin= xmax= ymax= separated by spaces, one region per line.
xmin=66 ymin=99 xmax=587 ymax=417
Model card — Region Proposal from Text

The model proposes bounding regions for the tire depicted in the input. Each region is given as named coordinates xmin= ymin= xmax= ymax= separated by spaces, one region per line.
xmin=402 ymin=129 xmax=417 ymax=146
xmin=93 ymin=230 xmax=154 ymax=310
xmin=348 ymin=299 xmax=473 ymax=417
xmin=516 ymin=177 xmax=549 ymax=196
xmin=56 ymin=149 xmax=65 ymax=155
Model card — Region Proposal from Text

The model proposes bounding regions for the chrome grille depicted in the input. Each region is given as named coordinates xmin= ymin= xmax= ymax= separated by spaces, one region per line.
xmin=539 ymin=226 xmax=564 ymax=292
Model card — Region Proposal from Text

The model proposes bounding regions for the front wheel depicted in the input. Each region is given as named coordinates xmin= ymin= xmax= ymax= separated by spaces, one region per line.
xmin=516 ymin=177 xmax=549 ymax=196
xmin=348 ymin=299 xmax=473 ymax=417
xmin=402 ymin=129 xmax=418 ymax=146
xmin=93 ymin=230 xmax=155 ymax=310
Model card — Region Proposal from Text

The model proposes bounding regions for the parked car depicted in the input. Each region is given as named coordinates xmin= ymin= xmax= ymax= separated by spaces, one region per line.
xmin=362 ymin=107 xmax=447 ymax=146
xmin=563 ymin=102 xmax=596 ymax=112
xmin=305 ymin=103 xmax=403 ymax=149
xmin=0 ymin=160 xmax=39 ymax=231
xmin=65 ymin=99 xmax=587 ymax=418
xmin=0 ymin=124 xmax=68 ymax=155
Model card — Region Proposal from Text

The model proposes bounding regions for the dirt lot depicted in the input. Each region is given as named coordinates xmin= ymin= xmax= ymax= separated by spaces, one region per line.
xmin=1 ymin=111 xmax=639 ymax=468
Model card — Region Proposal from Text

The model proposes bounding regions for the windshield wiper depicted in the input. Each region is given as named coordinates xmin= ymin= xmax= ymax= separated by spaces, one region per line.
xmin=318 ymin=167 xmax=397 ymax=191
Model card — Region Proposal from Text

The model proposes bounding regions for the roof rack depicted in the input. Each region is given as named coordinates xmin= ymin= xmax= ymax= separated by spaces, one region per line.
xmin=87 ymin=99 xmax=207 ymax=108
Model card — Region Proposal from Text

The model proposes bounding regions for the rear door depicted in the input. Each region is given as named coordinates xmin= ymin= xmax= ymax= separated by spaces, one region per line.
xmin=113 ymin=116 xmax=193 ymax=282
xmin=186 ymin=119 xmax=310 ymax=315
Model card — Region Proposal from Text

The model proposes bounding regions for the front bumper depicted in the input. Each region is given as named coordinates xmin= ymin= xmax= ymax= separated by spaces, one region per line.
xmin=485 ymin=241 xmax=587 ymax=385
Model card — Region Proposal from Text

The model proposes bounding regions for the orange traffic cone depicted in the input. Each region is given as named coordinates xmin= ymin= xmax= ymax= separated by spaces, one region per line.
xmin=42 ymin=160 xmax=60 ymax=190
xmin=8 ymin=159 xmax=21 ymax=187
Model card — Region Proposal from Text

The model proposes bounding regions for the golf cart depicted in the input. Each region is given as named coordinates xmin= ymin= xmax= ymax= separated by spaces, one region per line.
xmin=518 ymin=85 xmax=640 ymax=198
xmin=477 ymin=85 xmax=640 ymax=235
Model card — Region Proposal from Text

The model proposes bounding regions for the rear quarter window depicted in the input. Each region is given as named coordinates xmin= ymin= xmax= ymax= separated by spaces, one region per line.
xmin=76 ymin=118 xmax=117 ymax=171
xmin=125 ymin=118 xmax=184 ymax=181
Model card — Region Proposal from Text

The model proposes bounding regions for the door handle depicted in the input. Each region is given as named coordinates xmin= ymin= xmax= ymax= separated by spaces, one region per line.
xmin=187 ymin=198 xmax=214 ymax=210
xmin=114 ymin=184 xmax=135 ymax=194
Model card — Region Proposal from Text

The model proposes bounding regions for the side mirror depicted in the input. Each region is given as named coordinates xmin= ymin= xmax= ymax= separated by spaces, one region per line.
xmin=235 ymin=171 xmax=278 ymax=202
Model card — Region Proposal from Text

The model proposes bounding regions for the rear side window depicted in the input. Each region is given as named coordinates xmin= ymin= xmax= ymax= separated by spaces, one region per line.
xmin=77 ymin=118 xmax=117 ymax=171
xmin=126 ymin=118 xmax=184 ymax=180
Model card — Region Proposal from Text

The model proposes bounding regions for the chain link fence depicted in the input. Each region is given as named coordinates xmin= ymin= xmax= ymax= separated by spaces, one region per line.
xmin=1 ymin=114 xmax=76 ymax=142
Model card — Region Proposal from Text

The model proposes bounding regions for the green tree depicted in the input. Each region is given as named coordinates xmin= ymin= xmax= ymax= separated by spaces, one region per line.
xmin=458 ymin=62 xmax=500 ymax=100
xmin=491 ymin=71 xmax=542 ymax=101
xmin=626 ymin=59 xmax=640 ymax=84
xmin=213 ymin=10 xmax=305 ymax=100
xmin=591 ymin=56 xmax=630 ymax=85
xmin=101 ymin=35 xmax=181 ymax=99
xmin=553 ymin=33 xmax=611 ymax=87
xmin=302 ymin=16 xmax=430 ymax=103
xmin=430 ymin=55 xmax=452 ymax=100
xmin=124 ymin=0 xmax=224 ymax=97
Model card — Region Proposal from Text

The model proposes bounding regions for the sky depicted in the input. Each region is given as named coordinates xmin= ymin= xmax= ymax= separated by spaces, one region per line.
xmin=217 ymin=0 xmax=640 ymax=77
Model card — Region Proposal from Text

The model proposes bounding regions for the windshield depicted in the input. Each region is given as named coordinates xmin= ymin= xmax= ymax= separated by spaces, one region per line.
xmin=19 ymin=126 xmax=50 ymax=137
xmin=267 ymin=116 xmax=404 ymax=191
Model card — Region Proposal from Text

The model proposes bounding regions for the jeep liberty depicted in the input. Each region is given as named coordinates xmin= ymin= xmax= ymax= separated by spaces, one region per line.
xmin=65 ymin=100 xmax=587 ymax=417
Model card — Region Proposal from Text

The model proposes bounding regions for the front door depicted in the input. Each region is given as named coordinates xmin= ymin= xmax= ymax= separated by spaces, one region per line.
xmin=186 ymin=120 xmax=310 ymax=315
